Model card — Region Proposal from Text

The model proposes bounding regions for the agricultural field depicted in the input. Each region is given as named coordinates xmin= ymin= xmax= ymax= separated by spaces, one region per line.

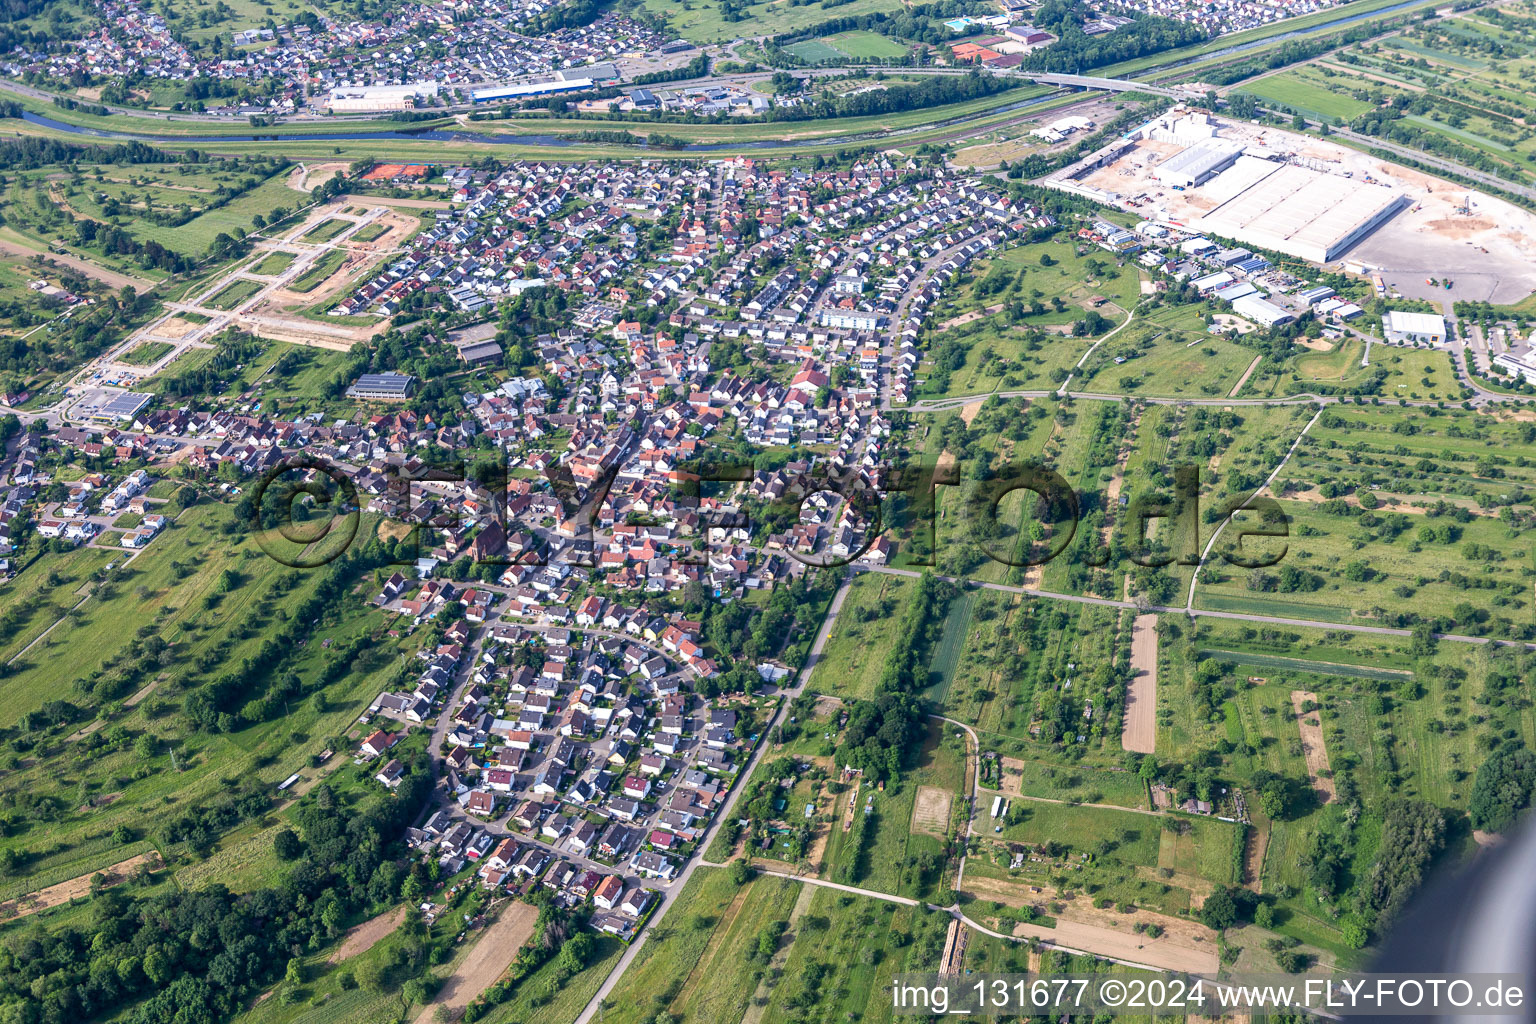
xmin=937 ymin=592 xmax=1130 ymax=755
xmin=350 ymin=221 xmax=389 ymax=243
xmin=289 ymin=249 xmax=349 ymax=293
xmin=640 ymin=0 xmax=905 ymax=43
xmin=599 ymin=867 xmax=802 ymax=1024
xmin=806 ymin=572 xmax=914 ymax=701
xmin=999 ymin=756 xmax=1149 ymax=808
xmin=1236 ymin=67 xmax=1379 ymax=121
xmin=0 ymin=501 xmax=414 ymax=900
xmin=205 ymin=277 xmax=264 ymax=310
xmin=918 ymin=398 xmax=1062 ymax=583
xmin=918 ymin=238 xmax=1141 ymax=399
xmin=303 ymin=218 xmax=350 ymax=243
xmin=0 ymin=545 xmax=120 ymax=665
xmin=479 ymin=936 xmax=625 ymax=1024
xmin=119 ymin=340 xmax=174 ymax=365
xmin=820 ymin=718 xmax=967 ymax=899
xmin=970 ymin=799 xmax=1242 ymax=915
xmin=250 ymin=251 xmax=298 ymax=275
xmin=1073 ymin=303 xmax=1264 ymax=399
xmin=223 ymin=340 xmax=358 ymax=412
xmin=1189 ymin=403 xmax=1536 ymax=631
xmin=1252 ymin=4 xmax=1536 ymax=186
xmin=32 ymin=162 xmax=310 ymax=256
xmin=1155 ymin=615 xmax=1518 ymax=959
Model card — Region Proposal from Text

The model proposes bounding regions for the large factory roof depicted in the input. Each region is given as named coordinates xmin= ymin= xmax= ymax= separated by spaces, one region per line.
xmin=1154 ymin=137 xmax=1245 ymax=185
xmin=1194 ymin=164 xmax=1405 ymax=263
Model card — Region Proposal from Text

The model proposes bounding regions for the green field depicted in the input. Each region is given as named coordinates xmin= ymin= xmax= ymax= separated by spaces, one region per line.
xmin=118 ymin=340 xmax=174 ymax=365
xmin=922 ymin=586 xmax=976 ymax=703
xmin=205 ymin=277 xmax=264 ymax=310
xmin=1074 ymin=304 xmax=1262 ymax=398
xmin=807 ymin=573 xmax=914 ymax=701
xmin=1237 ymin=69 xmax=1377 ymax=121
xmin=826 ymin=29 xmax=911 ymax=58
xmin=350 ymin=221 xmax=388 ymax=243
xmin=969 ymin=799 xmax=1242 ymax=914
xmin=250 ymin=251 xmax=297 ymax=275
xmin=0 ymin=503 xmax=412 ymax=895
xmin=288 ymin=250 xmax=348 ymax=293
xmin=642 ymin=0 xmax=906 ymax=43
xmin=302 ymin=218 xmax=350 ymax=243
xmin=49 ymin=166 xmax=311 ymax=254
xmin=821 ymin=718 xmax=966 ymax=899
xmin=785 ymin=39 xmax=846 ymax=63
xmin=918 ymin=238 xmax=1140 ymax=399
xmin=601 ymin=867 xmax=802 ymax=1024
xmin=1200 ymin=648 xmax=1412 ymax=681
xmin=997 ymin=757 xmax=1150 ymax=810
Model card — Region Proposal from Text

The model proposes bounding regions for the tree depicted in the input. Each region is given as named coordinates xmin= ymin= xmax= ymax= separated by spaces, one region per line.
xmin=273 ymin=827 xmax=303 ymax=860
xmin=354 ymin=955 xmax=388 ymax=994
xmin=1200 ymin=887 xmax=1238 ymax=930
xmin=1254 ymin=903 xmax=1274 ymax=928
xmin=1342 ymin=922 xmax=1368 ymax=949
xmin=1468 ymin=745 xmax=1536 ymax=833
xmin=729 ymin=858 xmax=756 ymax=886
xmin=1259 ymin=780 xmax=1289 ymax=819
xmin=284 ymin=958 xmax=304 ymax=986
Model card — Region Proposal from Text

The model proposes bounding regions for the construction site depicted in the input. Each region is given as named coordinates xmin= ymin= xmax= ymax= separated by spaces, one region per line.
xmin=1046 ymin=110 xmax=1536 ymax=304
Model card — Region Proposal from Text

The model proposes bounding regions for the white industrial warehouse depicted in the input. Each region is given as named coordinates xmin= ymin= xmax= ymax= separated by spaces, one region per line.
xmin=1057 ymin=110 xmax=1413 ymax=265
xmin=1383 ymin=310 xmax=1448 ymax=346
xmin=326 ymin=82 xmax=439 ymax=112
xmin=1193 ymin=161 xmax=1408 ymax=263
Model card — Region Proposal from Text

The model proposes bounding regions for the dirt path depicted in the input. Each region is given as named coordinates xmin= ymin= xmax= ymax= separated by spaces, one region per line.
xmin=0 ymin=236 xmax=155 ymax=293
xmin=962 ymin=872 xmax=1219 ymax=973
xmin=938 ymin=303 xmax=1003 ymax=330
xmin=329 ymin=905 xmax=407 ymax=964
xmin=0 ymin=852 xmax=159 ymax=920
xmin=1121 ymin=614 xmax=1158 ymax=754
xmin=288 ymin=161 xmax=350 ymax=192
xmin=1031 ymin=918 xmax=1217 ymax=974
xmin=413 ymin=900 xmax=539 ymax=1024
xmin=1242 ymin=822 xmax=1269 ymax=893
xmin=1290 ymin=690 xmax=1336 ymax=804
xmin=1229 ymin=354 xmax=1263 ymax=398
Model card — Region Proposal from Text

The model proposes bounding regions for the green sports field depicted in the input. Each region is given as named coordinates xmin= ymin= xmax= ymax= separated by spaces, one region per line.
xmin=786 ymin=30 xmax=910 ymax=62
xmin=785 ymin=39 xmax=846 ymax=63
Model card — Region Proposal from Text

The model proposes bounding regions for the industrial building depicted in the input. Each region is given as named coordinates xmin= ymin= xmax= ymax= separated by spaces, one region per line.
xmin=327 ymin=82 xmax=438 ymax=112
xmin=1384 ymin=310 xmax=1447 ymax=346
xmin=346 ymin=373 xmax=418 ymax=401
xmin=1030 ymin=114 xmax=1093 ymax=142
xmin=473 ymin=71 xmax=599 ymax=102
xmin=87 ymin=392 xmax=154 ymax=423
xmin=1493 ymin=346 xmax=1536 ymax=382
xmin=1193 ymin=162 xmax=1408 ymax=263
xmin=1231 ymin=293 xmax=1295 ymax=328
xmin=1153 ymin=137 xmax=1245 ymax=189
